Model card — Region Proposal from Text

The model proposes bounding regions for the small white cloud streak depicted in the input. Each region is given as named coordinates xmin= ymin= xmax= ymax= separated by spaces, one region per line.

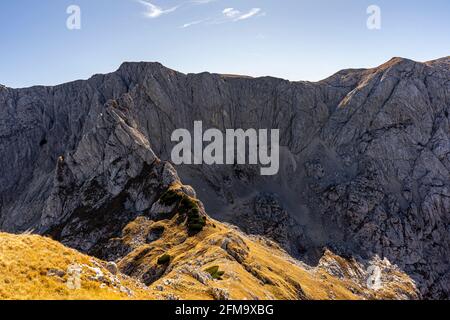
xmin=138 ymin=0 xmax=179 ymax=18
xmin=223 ymin=8 xmax=241 ymax=19
xmin=137 ymin=0 xmax=217 ymax=19
xmin=185 ymin=8 xmax=265 ymax=27
xmin=138 ymin=0 xmax=265 ymax=27
xmin=181 ymin=19 xmax=209 ymax=28
xmin=221 ymin=7 xmax=264 ymax=22
xmin=235 ymin=8 xmax=262 ymax=21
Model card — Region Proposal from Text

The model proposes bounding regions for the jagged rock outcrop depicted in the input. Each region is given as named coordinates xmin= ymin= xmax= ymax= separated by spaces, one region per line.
xmin=0 ymin=57 xmax=449 ymax=298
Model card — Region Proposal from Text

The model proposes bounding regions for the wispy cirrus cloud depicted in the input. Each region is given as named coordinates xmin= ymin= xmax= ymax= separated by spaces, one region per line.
xmin=222 ymin=8 xmax=241 ymax=19
xmin=181 ymin=19 xmax=209 ymax=28
xmin=222 ymin=7 xmax=264 ymax=21
xmin=138 ymin=0 xmax=216 ymax=19
xmin=234 ymin=8 xmax=263 ymax=21
xmin=138 ymin=0 xmax=179 ymax=18
xmin=137 ymin=0 xmax=265 ymax=27
xmin=182 ymin=7 xmax=265 ymax=28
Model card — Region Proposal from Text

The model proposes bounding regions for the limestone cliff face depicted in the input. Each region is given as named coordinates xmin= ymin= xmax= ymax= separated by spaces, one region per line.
xmin=0 ymin=57 xmax=449 ymax=298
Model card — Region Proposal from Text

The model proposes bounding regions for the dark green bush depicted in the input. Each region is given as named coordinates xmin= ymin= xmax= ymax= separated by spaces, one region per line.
xmin=188 ymin=223 xmax=204 ymax=232
xmin=179 ymin=197 xmax=197 ymax=213
xmin=188 ymin=207 xmax=200 ymax=216
xmin=187 ymin=210 xmax=206 ymax=234
xmin=159 ymin=190 xmax=183 ymax=206
xmin=205 ymin=266 xmax=225 ymax=280
xmin=159 ymin=188 xmax=207 ymax=235
xmin=157 ymin=254 xmax=171 ymax=265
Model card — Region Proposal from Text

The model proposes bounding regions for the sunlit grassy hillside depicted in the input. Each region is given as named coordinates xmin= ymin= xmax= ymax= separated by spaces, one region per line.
xmin=0 ymin=232 xmax=155 ymax=300
xmin=0 ymin=212 xmax=419 ymax=300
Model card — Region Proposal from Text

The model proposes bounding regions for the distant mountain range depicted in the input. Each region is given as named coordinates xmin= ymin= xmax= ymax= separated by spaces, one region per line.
xmin=0 ymin=56 xmax=449 ymax=299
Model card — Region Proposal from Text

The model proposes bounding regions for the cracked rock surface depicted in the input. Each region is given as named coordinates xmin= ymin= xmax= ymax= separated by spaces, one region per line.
xmin=0 ymin=57 xmax=449 ymax=298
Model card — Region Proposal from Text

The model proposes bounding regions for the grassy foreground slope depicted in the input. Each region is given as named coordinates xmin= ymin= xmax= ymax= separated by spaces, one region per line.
xmin=114 ymin=216 xmax=419 ymax=300
xmin=0 ymin=213 xmax=419 ymax=300
xmin=0 ymin=232 xmax=155 ymax=300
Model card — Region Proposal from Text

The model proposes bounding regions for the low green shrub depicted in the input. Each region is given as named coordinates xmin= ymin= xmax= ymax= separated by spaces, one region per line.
xmin=158 ymin=188 xmax=207 ymax=235
xmin=157 ymin=254 xmax=171 ymax=265
xmin=187 ymin=210 xmax=206 ymax=234
xmin=205 ymin=266 xmax=225 ymax=280
xmin=179 ymin=197 xmax=197 ymax=213
xmin=159 ymin=190 xmax=183 ymax=206
xmin=188 ymin=223 xmax=204 ymax=232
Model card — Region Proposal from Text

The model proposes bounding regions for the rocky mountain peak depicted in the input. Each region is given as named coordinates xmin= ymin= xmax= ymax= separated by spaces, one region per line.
xmin=0 ymin=56 xmax=449 ymax=298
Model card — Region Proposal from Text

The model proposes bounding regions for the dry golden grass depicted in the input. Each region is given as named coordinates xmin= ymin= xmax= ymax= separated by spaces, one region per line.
xmin=115 ymin=211 xmax=418 ymax=300
xmin=0 ymin=203 xmax=418 ymax=301
xmin=0 ymin=233 xmax=155 ymax=300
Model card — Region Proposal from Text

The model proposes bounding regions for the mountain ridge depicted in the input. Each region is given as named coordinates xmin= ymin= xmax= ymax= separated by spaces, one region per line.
xmin=3 ymin=56 xmax=448 ymax=91
xmin=0 ymin=56 xmax=449 ymax=298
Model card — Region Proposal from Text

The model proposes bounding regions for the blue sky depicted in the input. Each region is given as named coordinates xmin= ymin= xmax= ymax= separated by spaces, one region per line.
xmin=1 ymin=0 xmax=449 ymax=88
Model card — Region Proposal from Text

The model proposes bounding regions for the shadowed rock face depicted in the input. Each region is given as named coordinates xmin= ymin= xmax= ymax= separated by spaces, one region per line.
xmin=0 ymin=57 xmax=449 ymax=298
